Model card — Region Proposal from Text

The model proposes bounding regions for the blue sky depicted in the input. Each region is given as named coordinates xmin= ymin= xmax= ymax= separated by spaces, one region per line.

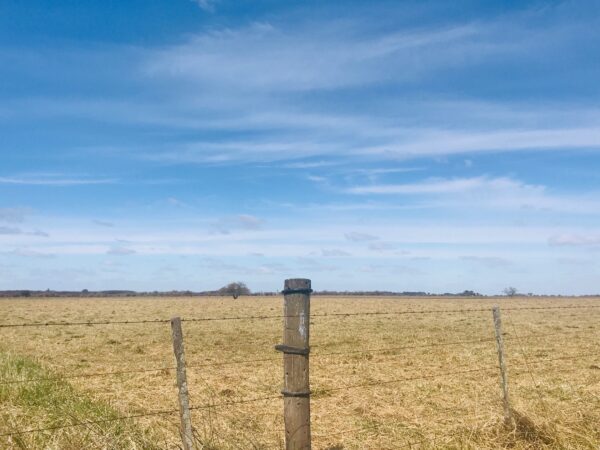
xmin=1 ymin=0 xmax=600 ymax=294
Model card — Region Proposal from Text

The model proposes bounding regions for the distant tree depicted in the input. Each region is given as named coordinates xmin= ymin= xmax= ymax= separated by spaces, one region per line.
xmin=460 ymin=290 xmax=481 ymax=297
xmin=218 ymin=282 xmax=251 ymax=299
xmin=503 ymin=286 xmax=518 ymax=297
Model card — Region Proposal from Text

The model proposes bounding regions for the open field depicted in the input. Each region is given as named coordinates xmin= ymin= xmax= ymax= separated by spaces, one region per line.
xmin=0 ymin=295 xmax=599 ymax=449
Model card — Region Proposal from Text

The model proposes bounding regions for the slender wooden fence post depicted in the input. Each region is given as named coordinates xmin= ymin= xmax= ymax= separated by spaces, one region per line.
xmin=492 ymin=306 xmax=512 ymax=424
xmin=275 ymin=278 xmax=312 ymax=450
xmin=171 ymin=317 xmax=195 ymax=450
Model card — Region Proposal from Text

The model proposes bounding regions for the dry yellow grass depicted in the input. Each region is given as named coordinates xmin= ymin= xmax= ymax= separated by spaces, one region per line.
xmin=0 ymin=295 xmax=599 ymax=449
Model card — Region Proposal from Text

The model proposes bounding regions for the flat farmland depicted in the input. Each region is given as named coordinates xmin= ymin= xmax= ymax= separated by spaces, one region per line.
xmin=0 ymin=295 xmax=598 ymax=449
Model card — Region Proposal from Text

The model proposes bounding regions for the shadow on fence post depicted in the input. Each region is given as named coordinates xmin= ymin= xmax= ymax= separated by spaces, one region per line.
xmin=171 ymin=316 xmax=195 ymax=450
xmin=275 ymin=278 xmax=312 ymax=450
xmin=492 ymin=306 xmax=513 ymax=425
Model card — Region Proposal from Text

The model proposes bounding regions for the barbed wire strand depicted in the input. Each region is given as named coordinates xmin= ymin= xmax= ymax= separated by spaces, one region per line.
xmin=0 ymin=356 xmax=284 ymax=386
xmin=314 ymin=328 xmax=598 ymax=359
xmin=512 ymin=352 xmax=600 ymax=371
xmin=310 ymin=358 xmax=600 ymax=446
xmin=314 ymin=337 xmax=496 ymax=357
xmin=0 ymin=395 xmax=282 ymax=438
xmin=1 ymin=304 xmax=598 ymax=328
xmin=0 ymin=365 xmax=176 ymax=386
xmin=507 ymin=317 xmax=553 ymax=415
xmin=0 ymin=319 xmax=171 ymax=328
xmin=313 ymin=423 xmax=485 ymax=449
xmin=3 ymin=349 xmax=598 ymax=438
xmin=188 ymin=368 xmax=277 ymax=450
xmin=3 ymin=327 xmax=597 ymax=386
xmin=243 ymin=349 xmax=600 ymax=400
xmin=0 ymin=337 xmax=515 ymax=386
xmin=312 ymin=422 xmax=419 ymax=448
xmin=0 ymin=409 xmax=180 ymax=437
xmin=501 ymin=305 xmax=600 ymax=312
xmin=319 ymin=366 xmax=498 ymax=394
xmin=315 ymin=351 xmax=600 ymax=395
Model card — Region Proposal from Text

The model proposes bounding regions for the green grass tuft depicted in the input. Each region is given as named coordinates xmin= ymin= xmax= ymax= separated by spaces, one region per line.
xmin=0 ymin=352 xmax=164 ymax=449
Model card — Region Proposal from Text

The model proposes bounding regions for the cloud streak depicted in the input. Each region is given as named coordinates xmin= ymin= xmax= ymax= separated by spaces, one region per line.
xmin=0 ymin=226 xmax=49 ymax=237
xmin=106 ymin=246 xmax=136 ymax=256
xmin=345 ymin=232 xmax=379 ymax=242
xmin=548 ymin=234 xmax=600 ymax=247
xmin=346 ymin=177 xmax=500 ymax=195
xmin=0 ymin=208 xmax=29 ymax=223
xmin=344 ymin=176 xmax=600 ymax=215
xmin=192 ymin=0 xmax=218 ymax=12
xmin=0 ymin=175 xmax=116 ymax=186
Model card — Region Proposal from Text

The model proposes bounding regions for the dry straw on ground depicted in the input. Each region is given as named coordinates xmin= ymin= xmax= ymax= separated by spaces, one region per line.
xmin=0 ymin=295 xmax=598 ymax=449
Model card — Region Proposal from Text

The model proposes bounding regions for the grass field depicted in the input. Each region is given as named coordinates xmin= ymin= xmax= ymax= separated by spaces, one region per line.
xmin=0 ymin=295 xmax=599 ymax=449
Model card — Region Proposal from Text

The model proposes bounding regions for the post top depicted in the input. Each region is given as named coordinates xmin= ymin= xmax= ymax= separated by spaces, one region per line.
xmin=284 ymin=278 xmax=311 ymax=291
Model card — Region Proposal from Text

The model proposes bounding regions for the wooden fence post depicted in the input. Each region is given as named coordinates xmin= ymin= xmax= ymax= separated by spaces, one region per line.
xmin=275 ymin=278 xmax=312 ymax=450
xmin=492 ymin=306 xmax=512 ymax=424
xmin=171 ymin=317 xmax=195 ymax=450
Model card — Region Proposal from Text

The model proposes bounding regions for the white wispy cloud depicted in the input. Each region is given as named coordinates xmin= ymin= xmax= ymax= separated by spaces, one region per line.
xmin=52 ymin=101 xmax=599 ymax=165
xmin=357 ymin=127 xmax=600 ymax=159
xmin=0 ymin=226 xmax=48 ymax=237
xmin=344 ymin=176 xmax=600 ymax=215
xmin=0 ymin=226 xmax=22 ymax=235
xmin=142 ymin=14 xmax=541 ymax=93
xmin=548 ymin=234 xmax=600 ymax=247
xmin=211 ymin=214 xmax=264 ymax=234
xmin=358 ymin=263 xmax=421 ymax=276
xmin=192 ymin=0 xmax=218 ymax=12
xmin=346 ymin=177 xmax=497 ymax=194
xmin=460 ymin=255 xmax=514 ymax=269
xmin=9 ymin=248 xmax=55 ymax=258
xmin=306 ymin=175 xmax=327 ymax=183
xmin=368 ymin=242 xmax=400 ymax=252
xmin=106 ymin=246 xmax=136 ymax=256
xmin=345 ymin=232 xmax=379 ymax=242
xmin=0 ymin=174 xmax=116 ymax=186
xmin=0 ymin=208 xmax=29 ymax=223
xmin=281 ymin=161 xmax=339 ymax=169
xmin=350 ymin=167 xmax=424 ymax=176
xmin=125 ymin=10 xmax=600 ymax=164
xmin=321 ymin=248 xmax=352 ymax=257
xmin=166 ymin=197 xmax=189 ymax=208
xmin=0 ymin=0 xmax=595 ymax=180
xmin=93 ymin=220 xmax=115 ymax=228
xmin=237 ymin=214 xmax=263 ymax=230
xmin=556 ymin=257 xmax=591 ymax=266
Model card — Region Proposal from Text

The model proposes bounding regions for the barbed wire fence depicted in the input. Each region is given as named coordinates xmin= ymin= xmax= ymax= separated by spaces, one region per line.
xmin=0 ymin=278 xmax=598 ymax=449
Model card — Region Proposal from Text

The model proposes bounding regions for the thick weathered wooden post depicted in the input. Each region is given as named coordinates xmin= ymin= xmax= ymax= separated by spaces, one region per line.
xmin=275 ymin=279 xmax=312 ymax=450
xmin=171 ymin=317 xmax=195 ymax=450
xmin=492 ymin=306 xmax=512 ymax=424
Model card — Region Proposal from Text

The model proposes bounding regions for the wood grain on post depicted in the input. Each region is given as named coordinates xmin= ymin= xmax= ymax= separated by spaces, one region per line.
xmin=276 ymin=278 xmax=312 ymax=450
xmin=492 ymin=306 xmax=512 ymax=424
xmin=171 ymin=317 xmax=195 ymax=450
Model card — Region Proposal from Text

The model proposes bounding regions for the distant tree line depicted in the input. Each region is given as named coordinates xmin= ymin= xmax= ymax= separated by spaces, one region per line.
xmin=0 ymin=288 xmax=484 ymax=298
xmin=1 ymin=286 xmax=595 ymax=299
xmin=312 ymin=290 xmax=484 ymax=297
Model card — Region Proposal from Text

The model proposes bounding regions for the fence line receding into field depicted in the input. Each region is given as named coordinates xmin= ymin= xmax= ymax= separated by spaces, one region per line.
xmin=1 ymin=280 xmax=598 ymax=449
